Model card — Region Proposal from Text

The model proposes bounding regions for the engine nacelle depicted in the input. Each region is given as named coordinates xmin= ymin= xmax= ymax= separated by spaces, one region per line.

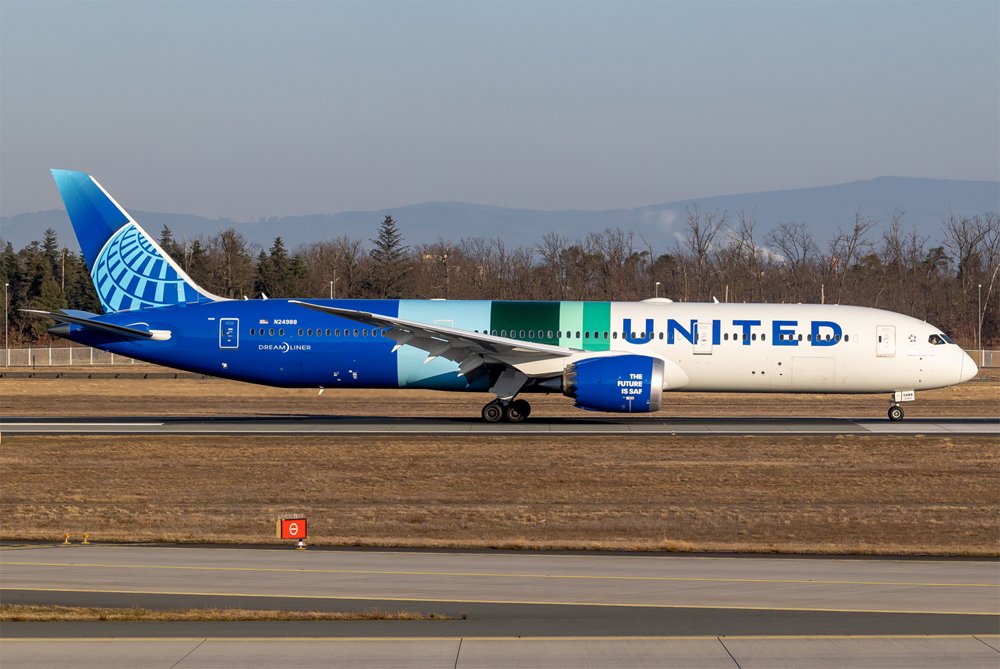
xmin=563 ymin=355 xmax=664 ymax=413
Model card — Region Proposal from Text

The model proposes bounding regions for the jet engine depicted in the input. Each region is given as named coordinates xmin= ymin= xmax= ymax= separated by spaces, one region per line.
xmin=563 ymin=355 xmax=665 ymax=413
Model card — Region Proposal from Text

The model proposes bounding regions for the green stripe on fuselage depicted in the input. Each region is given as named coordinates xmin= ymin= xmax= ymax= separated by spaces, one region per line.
xmin=582 ymin=301 xmax=611 ymax=351
xmin=490 ymin=301 xmax=561 ymax=345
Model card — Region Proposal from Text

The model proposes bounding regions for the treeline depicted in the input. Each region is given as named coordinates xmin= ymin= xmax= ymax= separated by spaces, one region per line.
xmin=2 ymin=210 xmax=997 ymax=347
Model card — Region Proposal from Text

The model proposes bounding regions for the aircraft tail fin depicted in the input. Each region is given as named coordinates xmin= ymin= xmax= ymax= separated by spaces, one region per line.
xmin=50 ymin=169 xmax=221 ymax=313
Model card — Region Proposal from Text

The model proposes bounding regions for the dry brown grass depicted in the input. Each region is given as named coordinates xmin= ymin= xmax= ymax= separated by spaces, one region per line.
xmin=0 ymin=604 xmax=452 ymax=622
xmin=1 ymin=433 xmax=997 ymax=556
xmin=1 ymin=371 xmax=997 ymax=419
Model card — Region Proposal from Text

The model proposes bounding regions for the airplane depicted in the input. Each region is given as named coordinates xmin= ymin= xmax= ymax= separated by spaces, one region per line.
xmin=25 ymin=169 xmax=980 ymax=423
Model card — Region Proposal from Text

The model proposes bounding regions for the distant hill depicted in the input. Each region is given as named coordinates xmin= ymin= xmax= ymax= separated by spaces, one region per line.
xmin=3 ymin=176 xmax=997 ymax=253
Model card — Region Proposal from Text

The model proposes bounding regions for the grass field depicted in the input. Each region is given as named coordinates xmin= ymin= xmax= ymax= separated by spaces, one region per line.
xmin=1 ymin=375 xmax=997 ymax=556
xmin=0 ymin=604 xmax=451 ymax=622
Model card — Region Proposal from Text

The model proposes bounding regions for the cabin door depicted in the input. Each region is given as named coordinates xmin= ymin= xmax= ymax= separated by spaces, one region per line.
xmin=876 ymin=325 xmax=895 ymax=357
xmin=693 ymin=321 xmax=713 ymax=355
xmin=219 ymin=318 xmax=240 ymax=349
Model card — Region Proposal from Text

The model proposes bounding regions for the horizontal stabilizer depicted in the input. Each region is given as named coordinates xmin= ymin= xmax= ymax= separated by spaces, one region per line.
xmin=21 ymin=309 xmax=171 ymax=341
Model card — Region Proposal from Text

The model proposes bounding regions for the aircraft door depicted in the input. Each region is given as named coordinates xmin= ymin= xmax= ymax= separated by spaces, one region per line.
xmin=693 ymin=321 xmax=713 ymax=355
xmin=219 ymin=318 xmax=239 ymax=349
xmin=876 ymin=325 xmax=895 ymax=357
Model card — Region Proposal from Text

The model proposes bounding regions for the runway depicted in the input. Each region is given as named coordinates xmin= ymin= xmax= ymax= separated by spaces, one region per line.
xmin=3 ymin=545 xmax=997 ymax=667
xmin=3 ymin=415 xmax=998 ymax=435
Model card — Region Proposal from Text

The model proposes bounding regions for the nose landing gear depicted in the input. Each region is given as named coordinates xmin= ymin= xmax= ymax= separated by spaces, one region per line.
xmin=481 ymin=398 xmax=532 ymax=423
xmin=887 ymin=390 xmax=915 ymax=421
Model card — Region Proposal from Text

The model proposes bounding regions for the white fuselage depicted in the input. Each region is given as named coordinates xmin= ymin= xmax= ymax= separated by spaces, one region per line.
xmin=512 ymin=302 xmax=978 ymax=394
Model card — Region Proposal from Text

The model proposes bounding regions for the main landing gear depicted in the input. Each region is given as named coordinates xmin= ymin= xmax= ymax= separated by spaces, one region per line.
xmin=482 ymin=368 xmax=531 ymax=423
xmin=481 ymin=398 xmax=531 ymax=423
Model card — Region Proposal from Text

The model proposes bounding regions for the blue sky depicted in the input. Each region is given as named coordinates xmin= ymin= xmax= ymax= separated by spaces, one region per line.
xmin=1 ymin=1 xmax=997 ymax=219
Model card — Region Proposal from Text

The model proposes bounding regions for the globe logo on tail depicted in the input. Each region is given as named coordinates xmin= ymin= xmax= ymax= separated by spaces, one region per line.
xmin=92 ymin=222 xmax=198 ymax=312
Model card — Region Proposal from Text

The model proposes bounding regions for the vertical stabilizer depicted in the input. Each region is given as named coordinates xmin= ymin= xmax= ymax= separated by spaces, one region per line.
xmin=50 ymin=169 xmax=221 ymax=313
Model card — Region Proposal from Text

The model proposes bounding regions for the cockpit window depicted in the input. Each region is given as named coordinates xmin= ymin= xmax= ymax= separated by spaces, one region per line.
xmin=928 ymin=334 xmax=948 ymax=345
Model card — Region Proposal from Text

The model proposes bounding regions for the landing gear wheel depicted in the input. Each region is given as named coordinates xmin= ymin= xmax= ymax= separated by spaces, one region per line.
xmin=510 ymin=399 xmax=531 ymax=420
xmin=504 ymin=400 xmax=527 ymax=423
xmin=482 ymin=401 xmax=504 ymax=423
xmin=888 ymin=405 xmax=904 ymax=421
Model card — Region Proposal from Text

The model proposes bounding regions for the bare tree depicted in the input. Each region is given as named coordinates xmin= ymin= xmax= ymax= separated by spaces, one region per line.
xmin=680 ymin=206 xmax=727 ymax=300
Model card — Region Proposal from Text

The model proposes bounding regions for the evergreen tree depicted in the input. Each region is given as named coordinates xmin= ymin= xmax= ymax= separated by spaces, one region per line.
xmin=41 ymin=228 xmax=61 ymax=279
xmin=253 ymin=237 xmax=293 ymax=297
xmin=253 ymin=249 xmax=270 ymax=297
xmin=64 ymin=252 xmax=101 ymax=313
xmin=187 ymin=239 xmax=209 ymax=287
xmin=368 ymin=215 xmax=411 ymax=298
xmin=159 ymin=226 xmax=183 ymax=259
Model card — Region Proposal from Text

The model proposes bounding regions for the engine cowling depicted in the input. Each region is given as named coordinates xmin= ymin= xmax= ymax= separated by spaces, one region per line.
xmin=563 ymin=355 xmax=665 ymax=413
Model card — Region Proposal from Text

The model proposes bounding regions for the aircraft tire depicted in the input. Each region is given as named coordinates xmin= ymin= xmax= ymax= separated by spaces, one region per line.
xmin=504 ymin=401 xmax=527 ymax=423
xmin=511 ymin=399 xmax=531 ymax=420
xmin=888 ymin=405 xmax=904 ymax=421
xmin=482 ymin=401 xmax=504 ymax=423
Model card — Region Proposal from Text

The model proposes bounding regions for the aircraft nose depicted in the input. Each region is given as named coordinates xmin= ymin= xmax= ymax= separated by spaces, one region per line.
xmin=959 ymin=351 xmax=979 ymax=383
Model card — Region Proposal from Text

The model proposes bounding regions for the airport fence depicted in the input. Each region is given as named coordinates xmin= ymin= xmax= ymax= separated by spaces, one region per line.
xmin=3 ymin=347 xmax=141 ymax=367
xmin=2 ymin=346 xmax=999 ymax=368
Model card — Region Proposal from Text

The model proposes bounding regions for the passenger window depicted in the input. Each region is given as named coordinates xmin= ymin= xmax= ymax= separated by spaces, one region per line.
xmin=612 ymin=332 xmax=618 ymax=339
xmin=658 ymin=332 xmax=663 ymax=340
xmin=724 ymin=333 xmax=729 ymax=341
xmin=307 ymin=329 xmax=312 ymax=336
xmin=752 ymin=333 xmax=757 ymax=341
xmin=844 ymin=334 xmax=849 ymax=342
xmin=584 ymin=332 xmax=590 ymax=339
xmin=547 ymin=330 xmax=553 ymax=339
xmin=326 ymin=329 xmax=331 ymax=336
xmin=269 ymin=328 xmax=274 ymax=336
xmin=353 ymin=328 xmax=359 ymax=337
xmin=249 ymin=328 xmax=255 ymax=336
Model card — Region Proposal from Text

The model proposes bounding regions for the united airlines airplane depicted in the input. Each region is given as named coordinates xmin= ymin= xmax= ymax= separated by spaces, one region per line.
xmin=28 ymin=170 xmax=979 ymax=422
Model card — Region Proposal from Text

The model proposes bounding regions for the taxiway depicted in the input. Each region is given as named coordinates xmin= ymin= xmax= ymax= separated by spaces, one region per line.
xmin=3 ymin=545 xmax=997 ymax=667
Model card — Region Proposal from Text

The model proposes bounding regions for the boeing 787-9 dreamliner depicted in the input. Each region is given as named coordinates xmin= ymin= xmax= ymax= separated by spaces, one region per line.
xmin=26 ymin=170 xmax=979 ymax=422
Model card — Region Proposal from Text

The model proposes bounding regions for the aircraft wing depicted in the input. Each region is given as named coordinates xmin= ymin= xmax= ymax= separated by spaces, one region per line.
xmin=289 ymin=301 xmax=576 ymax=372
